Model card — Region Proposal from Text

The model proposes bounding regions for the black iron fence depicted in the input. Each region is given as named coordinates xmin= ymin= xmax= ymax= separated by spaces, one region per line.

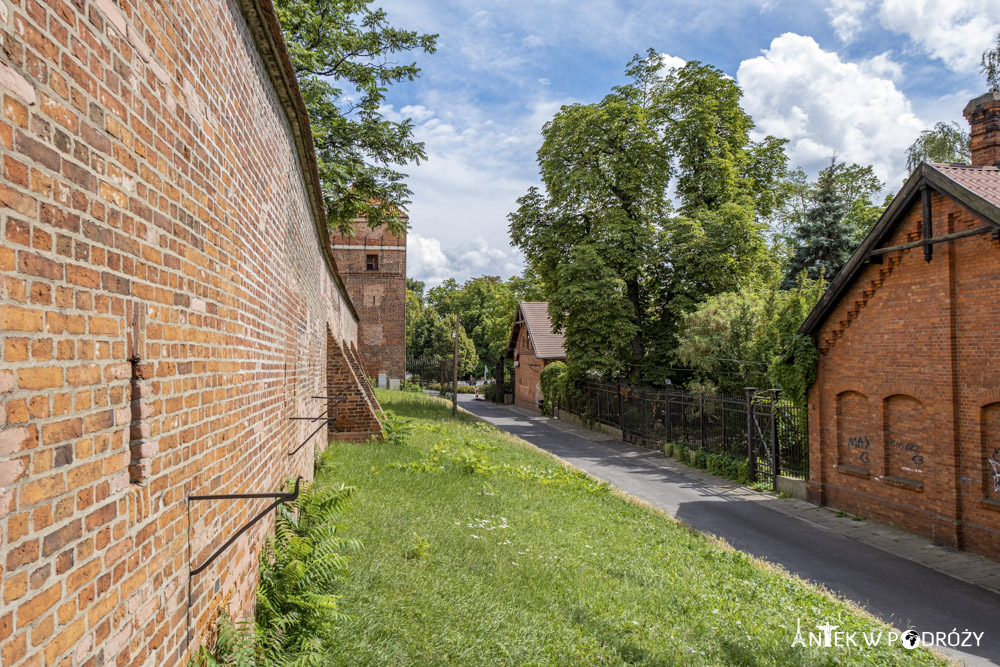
xmin=562 ymin=381 xmax=808 ymax=488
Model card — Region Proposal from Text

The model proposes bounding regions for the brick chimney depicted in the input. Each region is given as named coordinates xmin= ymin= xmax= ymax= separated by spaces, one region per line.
xmin=964 ymin=91 xmax=1000 ymax=166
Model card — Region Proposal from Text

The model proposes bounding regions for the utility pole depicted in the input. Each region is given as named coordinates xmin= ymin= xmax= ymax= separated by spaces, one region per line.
xmin=452 ymin=313 xmax=460 ymax=418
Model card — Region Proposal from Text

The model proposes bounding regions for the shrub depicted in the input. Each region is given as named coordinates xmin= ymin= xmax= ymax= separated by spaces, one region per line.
xmin=380 ymin=411 xmax=413 ymax=446
xmin=539 ymin=361 xmax=568 ymax=411
xmin=404 ymin=535 xmax=431 ymax=561
xmin=694 ymin=448 xmax=708 ymax=470
xmin=400 ymin=380 xmax=423 ymax=393
xmin=428 ymin=382 xmax=478 ymax=395
xmin=482 ymin=381 xmax=497 ymax=401
xmin=737 ymin=459 xmax=751 ymax=484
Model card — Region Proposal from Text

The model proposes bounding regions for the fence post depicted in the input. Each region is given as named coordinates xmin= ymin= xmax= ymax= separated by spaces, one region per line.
xmin=770 ymin=389 xmax=779 ymax=491
xmin=722 ymin=396 xmax=728 ymax=452
xmin=682 ymin=394 xmax=688 ymax=444
xmin=617 ymin=381 xmax=624 ymax=432
xmin=639 ymin=384 xmax=649 ymax=445
xmin=666 ymin=390 xmax=672 ymax=443
xmin=700 ymin=393 xmax=706 ymax=447
xmin=745 ymin=387 xmax=757 ymax=483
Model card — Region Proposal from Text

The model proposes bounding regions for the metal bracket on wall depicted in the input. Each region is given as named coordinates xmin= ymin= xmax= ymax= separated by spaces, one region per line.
xmin=188 ymin=476 xmax=301 ymax=576
xmin=287 ymin=395 xmax=348 ymax=457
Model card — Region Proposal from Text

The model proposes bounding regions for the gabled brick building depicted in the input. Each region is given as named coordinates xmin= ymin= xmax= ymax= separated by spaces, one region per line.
xmin=800 ymin=92 xmax=1000 ymax=560
xmin=506 ymin=302 xmax=566 ymax=411
xmin=330 ymin=217 xmax=407 ymax=383
xmin=0 ymin=0 xmax=381 ymax=664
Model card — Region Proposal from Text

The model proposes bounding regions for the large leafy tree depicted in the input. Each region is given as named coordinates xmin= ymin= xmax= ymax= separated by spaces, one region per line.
xmin=510 ymin=63 xmax=671 ymax=379
xmin=513 ymin=53 xmax=789 ymax=381
xmin=905 ymin=121 xmax=971 ymax=173
xmin=276 ymin=0 xmax=437 ymax=235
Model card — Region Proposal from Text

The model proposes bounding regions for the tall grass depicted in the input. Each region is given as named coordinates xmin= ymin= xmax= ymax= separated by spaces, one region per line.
xmin=307 ymin=390 xmax=942 ymax=666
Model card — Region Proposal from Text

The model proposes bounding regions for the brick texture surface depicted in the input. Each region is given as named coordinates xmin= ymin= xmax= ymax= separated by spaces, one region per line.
xmin=512 ymin=324 xmax=545 ymax=411
xmin=808 ymin=190 xmax=1000 ymax=561
xmin=329 ymin=219 xmax=406 ymax=381
xmin=0 ymin=0 xmax=381 ymax=664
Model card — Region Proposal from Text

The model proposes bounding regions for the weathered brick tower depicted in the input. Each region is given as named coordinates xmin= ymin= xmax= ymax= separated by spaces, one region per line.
xmin=330 ymin=218 xmax=407 ymax=382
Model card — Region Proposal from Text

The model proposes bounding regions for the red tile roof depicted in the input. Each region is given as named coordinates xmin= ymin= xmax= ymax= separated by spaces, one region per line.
xmin=513 ymin=302 xmax=566 ymax=360
xmin=930 ymin=163 xmax=1000 ymax=208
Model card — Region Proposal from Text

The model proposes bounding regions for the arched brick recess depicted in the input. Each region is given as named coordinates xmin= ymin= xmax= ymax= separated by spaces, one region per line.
xmin=835 ymin=391 xmax=873 ymax=470
xmin=882 ymin=394 xmax=928 ymax=482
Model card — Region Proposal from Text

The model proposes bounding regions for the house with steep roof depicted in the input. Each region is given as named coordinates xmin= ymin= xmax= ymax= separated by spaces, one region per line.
xmin=799 ymin=91 xmax=1000 ymax=560
xmin=506 ymin=302 xmax=567 ymax=411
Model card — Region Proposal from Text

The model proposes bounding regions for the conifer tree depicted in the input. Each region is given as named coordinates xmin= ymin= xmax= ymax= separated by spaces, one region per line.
xmin=783 ymin=159 xmax=854 ymax=285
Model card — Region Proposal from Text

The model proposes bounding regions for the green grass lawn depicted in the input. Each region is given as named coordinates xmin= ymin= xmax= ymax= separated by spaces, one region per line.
xmin=314 ymin=390 xmax=941 ymax=665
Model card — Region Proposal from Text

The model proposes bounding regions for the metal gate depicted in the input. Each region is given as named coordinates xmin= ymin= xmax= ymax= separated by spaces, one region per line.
xmin=748 ymin=390 xmax=778 ymax=490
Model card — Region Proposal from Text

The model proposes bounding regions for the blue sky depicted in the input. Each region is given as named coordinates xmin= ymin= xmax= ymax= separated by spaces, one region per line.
xmin=374 ymin=0 xmax=1000 ymax=286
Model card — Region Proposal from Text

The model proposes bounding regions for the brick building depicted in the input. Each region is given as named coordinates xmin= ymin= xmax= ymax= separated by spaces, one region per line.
xmin=329 ymin=217 xmax=406 ymax=382
xmin=799 ymin=92 xmax=1000 ymax=560
xmin=0 ymin=0 xmax=381 ymax=664
xmin=506 ymin=302 xmax=566 ymax=411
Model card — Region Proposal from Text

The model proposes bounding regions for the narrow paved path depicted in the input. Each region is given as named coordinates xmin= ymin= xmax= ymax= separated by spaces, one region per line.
xmin=458 ymin=396 xmax=1000 ymax=666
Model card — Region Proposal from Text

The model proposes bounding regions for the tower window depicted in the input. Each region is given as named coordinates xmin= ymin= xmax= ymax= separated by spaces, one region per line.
xmin=366 ymin=254 xmax=379 ymax=271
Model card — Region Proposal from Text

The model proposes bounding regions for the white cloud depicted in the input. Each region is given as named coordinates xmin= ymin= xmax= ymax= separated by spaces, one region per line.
xmin=660 ymin=53 xmax=688 ymax=71
xmin=828 ymin=0 xmax=1000 ymax=72
xmin=407 ymin=233 xmax=524 ymax=286
xmin=400 ymin=105 xmax=435 ymax=123
xmin=738 ymin=33 xmax=925 ymax=186
xmin=827 ymin=0 xmax=873 ymax=43
xmin=382 ymin=90 xmax=572 ymax=286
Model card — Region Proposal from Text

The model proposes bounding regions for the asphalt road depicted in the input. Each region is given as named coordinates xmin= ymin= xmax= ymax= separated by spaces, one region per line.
xmin=458 ymin=395 xmax=1000 ymax=665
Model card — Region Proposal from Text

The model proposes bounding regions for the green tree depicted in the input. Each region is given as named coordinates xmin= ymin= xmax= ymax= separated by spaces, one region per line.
xmin=905 ymin=121 xmax=971 ymax=173
xmin=511 ymin=53 xmax=786 ymax=381
xmin=835 ymin=163 xmax=888 ymax=244
xmin=783 ymin=159 xmax=858 ymax=286
xmin=674 ymin=289 xmax=771 ymax=394
xmin=673 ymin=273 xmax=825 ymax=402
xmin=406 ymin=278 xmax=425 ymax=301
xmin=429 ymin=313 xmax=478 ymax=379
xmin=446 ymin=277 xmax=519 ymax=377
xmin=426 ymin=278 xmax=460 ymax=312
xmin=550 ymin=244 xmax=637 ymax=379
xmin=276 ymin=0 xmax=437 ymax=235
xmin=982 ymin=31 xmax=1000 ymax=91
xmin=405 ymin=286 xmax=424 ymax=356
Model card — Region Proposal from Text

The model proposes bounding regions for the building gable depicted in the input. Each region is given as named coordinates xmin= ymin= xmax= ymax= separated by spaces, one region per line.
xmin=799 ymin=162 xmax=1000 ymax=338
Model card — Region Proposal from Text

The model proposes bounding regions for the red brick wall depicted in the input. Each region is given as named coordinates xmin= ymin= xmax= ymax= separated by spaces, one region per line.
xmin=0 ymin=0 xmax=380 ymax=664
xmin=808 ymin=190 xmax=1000 ymax=560
xmin=330 ymin=219 xmax=406 ymax=381
xmin=513 ymin=325 xmax=544 ymax=411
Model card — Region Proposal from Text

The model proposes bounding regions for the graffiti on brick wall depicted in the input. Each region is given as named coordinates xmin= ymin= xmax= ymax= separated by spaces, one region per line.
xmin=984 ymin=403 xmax=1000 ymax=499
xmin=884 ymin=394 xmax=924 ymax=478
xmin=889 ymin=437 xmax=924 ymax=472
xmin=989 ymin=447 xmax=1000 ymax=493
xmin=837 ymin=390 xmax=871 ymax=469
xmin=846 ymin=436 xmax=871 ymax=465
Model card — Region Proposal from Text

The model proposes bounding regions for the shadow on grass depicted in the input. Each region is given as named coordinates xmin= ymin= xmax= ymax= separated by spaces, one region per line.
xmin=378 ymin=392 xmax=478 ymax=423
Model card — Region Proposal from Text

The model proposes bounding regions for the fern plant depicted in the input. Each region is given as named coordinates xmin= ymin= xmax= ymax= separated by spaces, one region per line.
xmin=188 ymin=479 xmax=358 ymax=666
xmin=187 ymin=611 xmax=255 ymax=666
xmin=254 ymin=479 xmax=359 ymax=666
